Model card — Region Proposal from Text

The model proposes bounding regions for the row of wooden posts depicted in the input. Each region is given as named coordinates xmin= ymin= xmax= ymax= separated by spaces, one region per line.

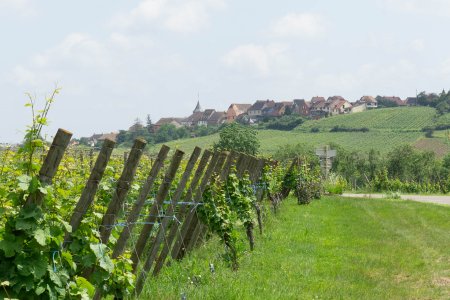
xmin=26 ymin=129 xmax=271 ymax=297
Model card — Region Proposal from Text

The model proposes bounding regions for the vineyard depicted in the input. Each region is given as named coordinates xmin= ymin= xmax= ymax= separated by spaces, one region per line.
xmin=297 ymin=106 xmax=437 ymax=132
xmin=148 ymin=107 xmax=450 ymax=157
xmin=0 ymin=126 xmax=319 ymax=299
xmin=153 ymin=129 xmax=424 ymax=155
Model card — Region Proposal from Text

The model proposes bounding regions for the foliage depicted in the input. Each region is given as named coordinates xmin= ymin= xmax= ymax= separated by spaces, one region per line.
xmin=272 ymin=143 xmax=316 ymax=162
xmin=197 ymin=174 xmax=239 ymax=270
xmin=324 ymin=173 xmax=347 ymax=195
xmin=197 ymin=166 xmax=258 ymax=269
xmin=293 ymin=161 xmax=322 ymax=205
xmin=329 ymin=125 xmax=369 ymax=133
xmin=213 ymin=123 xmax=260 ymax=155
xmin=0 ymin=90 xmax=136 ymax=299
xmin=375 ymin=96 xmax=400 ymax=107
xmin=258 ymin=115 xmax=305 ymax=131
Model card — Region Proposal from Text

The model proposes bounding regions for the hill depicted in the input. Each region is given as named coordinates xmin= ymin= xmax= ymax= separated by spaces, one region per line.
xmin=145 ymin=107 xmax=450 ymax=157
xmin=297 ymin=106 xmax=436 ymax=132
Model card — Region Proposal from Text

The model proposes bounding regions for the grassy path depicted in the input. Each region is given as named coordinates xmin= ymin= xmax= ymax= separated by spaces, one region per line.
xmin=140 ymin=196 xmax=450 ymax=299
xmin=342 ymin=193 xmax=450 ymax=206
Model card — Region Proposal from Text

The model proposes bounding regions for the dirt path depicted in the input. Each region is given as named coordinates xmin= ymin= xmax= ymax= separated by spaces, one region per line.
xmin=342 ymin=193 xmax=450 ymax=206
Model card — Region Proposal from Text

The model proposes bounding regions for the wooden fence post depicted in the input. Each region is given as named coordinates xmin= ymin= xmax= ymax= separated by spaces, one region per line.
xmin=252 ymin=158 xmax=267 ymax=234
xmin=98 ymin=138 xmax=147 ymax=244
xmin=152 ymin=149 xmax=212 ymax=276
xmin=89 ymin=148 xmax=94 ymax=171
xmin=173 ymin=151 xmax=228 ymax=260
xmin=185 ymin=151 xmax=236 ymax=252
xmin=25 ymin=128 xmax=72 ymax=207
xmin=134 ymin=147 xmax=201 ymax=295
xmin=170 ymin=151 xmax=222 ymax=260
xmin=131 ymin=149 xmax=184 ymax=271
xmin=124 ymin=151 xmax=129 ymax=166
xmin=111 ymin=145 xmax=171 ymax=259
xmin=66 ymin=138 xmax=115 ymax=241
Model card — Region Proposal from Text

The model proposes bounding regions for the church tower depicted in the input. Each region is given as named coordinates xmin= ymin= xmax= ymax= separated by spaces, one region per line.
xmin=193 ymin=100 xmax=202 ymax=113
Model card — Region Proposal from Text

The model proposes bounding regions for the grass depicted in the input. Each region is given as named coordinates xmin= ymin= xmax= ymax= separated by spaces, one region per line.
xmin=148 ymin=130 xmax=423 ymax=156
xmin=140 ymin=196 xmax=450 ymax=299
xmin=297 ymin=106 xmax=436 ymax=132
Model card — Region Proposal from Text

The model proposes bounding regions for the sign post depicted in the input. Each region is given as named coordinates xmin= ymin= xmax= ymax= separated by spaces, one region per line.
xmin=315 ymin=145 xmax=336 ymax=178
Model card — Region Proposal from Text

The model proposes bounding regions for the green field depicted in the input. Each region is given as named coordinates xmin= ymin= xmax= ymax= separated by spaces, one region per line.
xmin=297 ymin=106 xmax=436 ymax=132
xmin=144 ymin=107 xmax=450 ymax=157
xmin=140 ymin=196 xmax=450 ymax=299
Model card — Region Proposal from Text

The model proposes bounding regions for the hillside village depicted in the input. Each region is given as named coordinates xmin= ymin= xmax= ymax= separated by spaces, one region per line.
xmin=84 ymin=94 xmax=417 ymax=145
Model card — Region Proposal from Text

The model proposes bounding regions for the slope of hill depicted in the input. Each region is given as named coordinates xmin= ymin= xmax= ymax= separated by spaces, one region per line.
xmin=147 ymin=107 xmax=449 ymax=157
xmin=297 ymin=106 xmax=436 ymax=132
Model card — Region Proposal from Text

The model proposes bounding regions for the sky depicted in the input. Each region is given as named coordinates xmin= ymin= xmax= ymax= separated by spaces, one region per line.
xmin=1 ymin=0 xmax=450 ymax=142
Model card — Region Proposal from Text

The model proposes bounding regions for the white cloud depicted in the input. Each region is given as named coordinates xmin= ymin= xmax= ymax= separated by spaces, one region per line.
xmin=111 ymin=0 xmax=225 ymax=33
xmin=0 ymin=0 xmax=37 ymax=17
xmin=222 ymin=43 xmax=288 ymax=76
xmin=113 ymin=0 xmax=167 ymax=28
xmin=270 ymin=13 xmax=325 ymax=38
xmin=164 ymin=2 xmax=208 ymax=33
xmin=314 ymin=59 xmax=418 ymax=94
xmin=411 ymin=39 xmax=425 ymax=51
xmin=383 ymin=0 xmax=450 ymax=16
xmin=10 ymin=33 xmax=111 ymax=88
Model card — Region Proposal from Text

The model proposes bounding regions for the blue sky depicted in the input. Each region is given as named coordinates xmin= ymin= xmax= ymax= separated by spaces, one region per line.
xmin=1 ymin=0 xmax=450 ymax=142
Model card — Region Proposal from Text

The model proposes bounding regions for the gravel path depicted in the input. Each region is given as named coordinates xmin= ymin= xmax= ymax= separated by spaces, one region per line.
xmin=342 ymin=193 xmax=450 ymax=206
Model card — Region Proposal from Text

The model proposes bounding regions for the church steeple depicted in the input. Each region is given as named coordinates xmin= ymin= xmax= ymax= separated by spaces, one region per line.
xmin=193 ymin=100 xmax=202 ymax=113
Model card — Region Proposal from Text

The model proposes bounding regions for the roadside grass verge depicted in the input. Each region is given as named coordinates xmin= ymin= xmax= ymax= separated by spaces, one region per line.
xmin=140 ymin=196 xmax=450 ymax=299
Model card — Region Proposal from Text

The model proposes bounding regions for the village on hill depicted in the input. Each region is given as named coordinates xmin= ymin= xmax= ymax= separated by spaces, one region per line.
xmin=83 ymin=94 xmax=417 ymax=146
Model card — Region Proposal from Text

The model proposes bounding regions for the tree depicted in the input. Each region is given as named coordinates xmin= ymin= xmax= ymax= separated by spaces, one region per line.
xmin=213 ymin=123 xmax=260 ymax=155
xmin=146 ymin=114 xmax=154 ymax=132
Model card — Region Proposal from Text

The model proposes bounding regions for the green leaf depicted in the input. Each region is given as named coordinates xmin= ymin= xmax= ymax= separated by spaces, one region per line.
xmin=18 ymin=175 xmax=31 ymax=191
xmin=76 ymin=277 xmax=95 ymax=297
xmin=48 ymin=266 xmax=62 ymax=287
xmin=35 ymin=285 xmax=46 ymax=295
xmin=89 ymin=243 xmax=114 ymax=273
xmin=61 ymin=220 xmax=72 ymax=233
xmin=0 ymin=233 xmax=22 ymax=257
xmin=31 ymin=139 xmax=44 ymax=147
xmin=61 ymin=251 xmax=76 ymax=271
xmin=33 ymin=228 xmax=49 ymax=246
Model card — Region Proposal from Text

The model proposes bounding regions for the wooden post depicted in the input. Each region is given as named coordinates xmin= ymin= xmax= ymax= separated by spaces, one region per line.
xmin=89 ymin=148 xmax=94 ymax=171
xmin=236 ymin=154 xmax=252 ymax=178
xmin=174 ymin=151 xmax=228 ymax=260
xmin=67 ymin=138 xmax=115 ymax=241
xmin=152 ymin=149 xmax=212 ymax=276
xmin=170 ymin=151 xmax=222 ymax=260
xmin=131 ymin=149 xmax=184 ymax=271
xmin=111 ymin=145 xmax=170 ymax=259
xmin=25 ymin=128 xmax=72 ymax=207
xmin=253 ymin=158 xmax=267 ymax=234
xmin=98 ymin=138 xmax=146 ymax=244
xmin=124 ymin=151 xmax=129 ymax=166
xmin=134 ymin=147 xmax=201 ymax=294
xmin=186 ymin=151 xmax=236 ymax=252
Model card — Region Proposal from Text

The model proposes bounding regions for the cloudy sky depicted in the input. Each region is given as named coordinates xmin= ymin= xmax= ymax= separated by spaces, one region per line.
xmin=1 ymin=0 xmax=450 ymax=142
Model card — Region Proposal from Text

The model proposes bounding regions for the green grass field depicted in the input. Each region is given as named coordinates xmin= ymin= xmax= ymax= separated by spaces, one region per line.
xmin=140 ymin=196 xmax=450 ymax=299
xmin=148 ymin=129 xmax=423 ymax=156
xmin=143 ymin=107 xmax=450 ymax=157
xmin=297 ymin=106 xmax=436 ymax=132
